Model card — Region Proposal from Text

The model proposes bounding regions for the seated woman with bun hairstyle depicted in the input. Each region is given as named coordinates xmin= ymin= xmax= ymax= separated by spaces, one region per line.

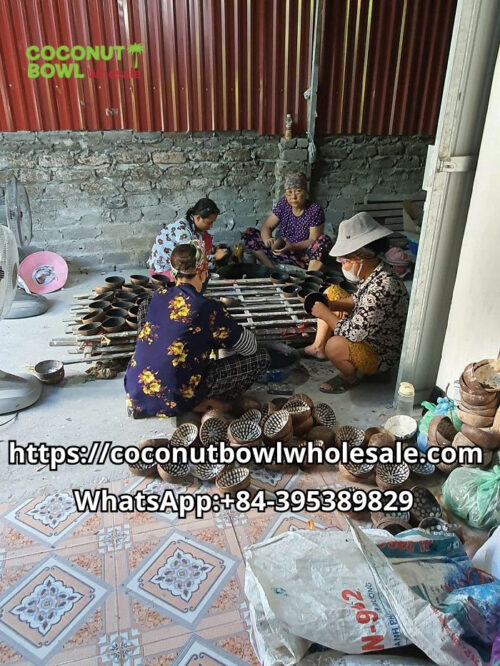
xmin=126 ymin=242 xmax=270 ymax=418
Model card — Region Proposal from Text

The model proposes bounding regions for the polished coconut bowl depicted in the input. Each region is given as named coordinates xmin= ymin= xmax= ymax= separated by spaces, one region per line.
xmin=171 ymin=423 xmax=199 ymax=448
xmin=228 ymin=419 xmax=262 ymax=446
xmin=216 ymin=467 xmax=251 ymax=494
xmin=334 ymin=425 xmax=364 ymax=449
xmin=409 ymin=486 xmax=442 ymax=525
xmin=200 ymin=417 xmax=228 ymax=446
xmin=313 ymin=403 xmax=337 ymax=429
xmin=375 ymin=462 xmax=410 ymax=490
xmin=262 ymin=410 xmax=293 ymax=441
xmin=190 ymin=463 xmax=226 ymax=481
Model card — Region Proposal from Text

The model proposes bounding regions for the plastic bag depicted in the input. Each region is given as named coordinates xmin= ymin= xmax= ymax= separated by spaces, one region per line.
xmin=245 ymin=524 xmax=499 ymax=666
xmin=419 ymin=398 xmax=461 ymax=434
xmin=418 ymin=398 xmax=461 ymax=451
xmin=442 ymin=465 xmax=500 ymax=530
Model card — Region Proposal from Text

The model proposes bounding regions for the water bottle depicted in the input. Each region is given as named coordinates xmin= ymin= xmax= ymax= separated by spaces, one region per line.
xmin=396 ymin=382 xmax=415 ymax=416
xmin=284 ymin=113 xmax=293 ymax=139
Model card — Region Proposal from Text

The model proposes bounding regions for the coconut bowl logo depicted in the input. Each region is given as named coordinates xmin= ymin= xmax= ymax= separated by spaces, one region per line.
xmin=26 ymin=43 xmax=144 ymax=79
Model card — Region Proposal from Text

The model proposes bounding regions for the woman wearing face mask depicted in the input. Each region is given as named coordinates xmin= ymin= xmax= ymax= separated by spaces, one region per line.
xmin=304 ymin=212 xmax=409 ymax=393
xmin=148 ymin=198 xmax=229 ymax=278
xmin=242 ymin=172 xmax=332 ymax=271
xmin=126 ymin=242 xmax=270 ymax=418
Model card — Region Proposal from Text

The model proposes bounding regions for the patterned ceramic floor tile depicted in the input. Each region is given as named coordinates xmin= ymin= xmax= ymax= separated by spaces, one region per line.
xmin=0 ymin=554 xmax=112 ymax=665
xmin=172 ymin=634 xmax=248 ymax=665
xmin=120 ymin=526 xmax=240 ymax=632
xmin=247 ymin=463 xmax=302 ymax=495
xmin=137 ymin=616 xmax=258 ymax=666
xmin=0 ymin=488 xmax=114 ymax=560
xmin=114 ymin=476 xmax=204 ymax=534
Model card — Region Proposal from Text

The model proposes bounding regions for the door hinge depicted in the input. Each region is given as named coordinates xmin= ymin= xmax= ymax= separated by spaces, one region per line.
xmin=438 ymin=155 xmax=476 ymax=172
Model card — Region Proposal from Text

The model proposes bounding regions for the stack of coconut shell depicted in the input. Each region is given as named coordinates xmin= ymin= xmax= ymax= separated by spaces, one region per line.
xmin=454 ymin=359 xmax=500 ymax=465
xmin=427 ymin=415 xmax=460 ymax=474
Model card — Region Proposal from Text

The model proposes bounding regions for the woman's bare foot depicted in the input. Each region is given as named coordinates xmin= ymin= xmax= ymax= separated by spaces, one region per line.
xmin=303 ymin=344 xmax=326 ymax=360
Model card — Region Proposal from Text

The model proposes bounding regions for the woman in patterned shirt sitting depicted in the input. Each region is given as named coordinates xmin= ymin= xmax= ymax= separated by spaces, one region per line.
xmin=125 ymin=242 xmax=270 ymax=418
xmin=304 ymin=212 xmax=409 ymax=393
xmin=148 ymin=198 xmax=229 ymax=279
xmin=242 ymin=172 xmax=332 ymax=271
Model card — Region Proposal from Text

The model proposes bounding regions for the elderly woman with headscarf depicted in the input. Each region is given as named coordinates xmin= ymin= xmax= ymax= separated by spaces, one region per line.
xmin=242 ymin=172 xmax=332 ymax=271
xmin=304 ymin=212 xmax=409 ymax=393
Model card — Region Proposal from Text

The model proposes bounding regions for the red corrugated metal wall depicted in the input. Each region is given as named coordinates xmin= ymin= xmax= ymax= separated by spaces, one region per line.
xmin=0 ymin=0 xmax=456 ymax=135
xmin=317 ymin=0 xmax=457 ymax=135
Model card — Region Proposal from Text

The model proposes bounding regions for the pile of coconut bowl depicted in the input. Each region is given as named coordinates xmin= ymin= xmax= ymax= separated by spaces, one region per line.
xmin=79 ymin=273 xmax=162 ymax=336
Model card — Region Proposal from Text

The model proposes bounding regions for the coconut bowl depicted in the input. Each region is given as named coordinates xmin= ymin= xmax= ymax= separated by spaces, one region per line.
xmin=241 ymin=409 xmax=262 ymax=423
xmin=130 ymin=274 xmax=150 ymax=286
xmin=82 ymin=308 xmax=104 ymax=323
xmin=334 ymin=425 xmax=364 ymax=449
xmin=157 ymin=461 xmax=191 ymax=483
xmin=151 ymin=274 xmax=173 ymax=287
xmin=171 ymin=423 xmax=199 ymax=448
xmin=384 ymin=415 xmax=418 ymax=442
xmin=461 ymin=423 xmax=500 ymax=450
xmin=101 ymin=317 xmax=126 ymax=333
xmin=262 ymin=410 xmax=293 ymax=442
xmin=409 ymin=486 xmax=442 ymax=525
xmin=410 ymin=460 xmax=436 ymax=478
xmin=190 ymin=463 xmax=226 ymax=481
xmin=33 ymin=360 xmax=65 ymax=385
xmin=375 ymin=517 xmax=412 ymax=535
xmin=129 ymin=438 xmax=169 ymax=477
xmin=88 ymin=300 xmax=112 ymax=313
xmin=200 ymin=417 xmax=228 ymax=446
xmin=107 ymin=308 xmax=129 ymax=320
xmin=312 ymin=403 xmax=337 ymax=429
xmin=369 ymin=431 xmax=396 ymax=448
xmin=77 ymin=322 xmax=101 ymax=337
xmin=228 ymin=419 xmax=262 ymax=447
xmin=339 ymin=461 xmax=375 ymax=482
xmin=456 ymin=408 xmax=493 ymax=428
xmin=104 ymin=275 xmax=125 ymax=290
xmin=283 ymin=399 xmax=311 ymax=425
xmin=216 ymin=467 xmax=251 ymax=495
xmin=375 ymin=462 xmax=410 ymax=490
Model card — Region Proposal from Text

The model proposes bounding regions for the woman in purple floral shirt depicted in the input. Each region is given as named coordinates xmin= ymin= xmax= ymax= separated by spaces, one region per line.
xmin=242 ymin=172 xmax=332 ymax=270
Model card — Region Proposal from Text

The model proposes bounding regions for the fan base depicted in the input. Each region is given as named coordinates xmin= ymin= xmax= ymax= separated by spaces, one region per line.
xmin=0 ymin=371 xmax=42 ymax=415
xmin=5 ymin=290 xmax=49 ymax=319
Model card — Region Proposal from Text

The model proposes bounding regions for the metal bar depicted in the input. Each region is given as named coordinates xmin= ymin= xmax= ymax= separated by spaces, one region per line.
xmin=306 ymin=0 xmax=323 ymax=178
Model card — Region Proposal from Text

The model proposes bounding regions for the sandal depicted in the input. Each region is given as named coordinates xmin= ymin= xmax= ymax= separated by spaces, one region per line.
xmin=320 ymin=375 xmax=360 ymax=394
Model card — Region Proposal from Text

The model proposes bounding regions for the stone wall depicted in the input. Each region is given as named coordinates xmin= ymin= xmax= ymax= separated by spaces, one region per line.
xmin=0 ymin=131 xmax=431 ymax=270
xmin=311 ymin=135 xmax=431 ymax=229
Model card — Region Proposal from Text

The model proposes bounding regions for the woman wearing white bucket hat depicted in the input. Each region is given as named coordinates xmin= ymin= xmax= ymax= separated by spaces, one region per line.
xmin=304 ymin=212 xmax=409 ymax=393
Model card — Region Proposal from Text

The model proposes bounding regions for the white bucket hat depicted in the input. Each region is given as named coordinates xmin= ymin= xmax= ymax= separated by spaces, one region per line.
xmin=329 ymin=212 xmax=392 ymax=257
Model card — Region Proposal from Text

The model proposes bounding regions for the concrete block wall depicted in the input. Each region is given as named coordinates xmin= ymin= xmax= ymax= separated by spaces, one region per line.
xmin=0 ymin=131 xmax=431 ymax=270
xmin=311 ymin=135 xmax=431 ymax=230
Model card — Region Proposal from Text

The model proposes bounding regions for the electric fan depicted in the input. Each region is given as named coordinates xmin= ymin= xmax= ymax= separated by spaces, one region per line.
xmin=0 ymin=225 xmax=42 ymax=414
xmin=0 ymin=177 xmax=49 ymax=318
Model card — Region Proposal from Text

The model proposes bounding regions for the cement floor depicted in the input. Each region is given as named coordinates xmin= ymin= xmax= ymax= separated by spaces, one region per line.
xmin=1 ymin=268 xmax=399 ymax=504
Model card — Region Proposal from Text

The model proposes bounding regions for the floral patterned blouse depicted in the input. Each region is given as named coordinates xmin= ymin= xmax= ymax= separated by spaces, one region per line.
xmin=125 ymin=284 xmax=242 ymax=417
xmin=335 ymin=263 xmax=409 ymax=372
xmin=148 ymin=216 xmax=214 ymax=275
xmin=272 ymin=198 xmax=325 ymax=243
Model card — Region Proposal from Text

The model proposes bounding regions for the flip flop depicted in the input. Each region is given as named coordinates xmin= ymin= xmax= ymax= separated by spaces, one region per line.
xmin=301 ymin=349 xmax=327 ymax=362
xmin=320 ymin=375 xmax=360 ymax=394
